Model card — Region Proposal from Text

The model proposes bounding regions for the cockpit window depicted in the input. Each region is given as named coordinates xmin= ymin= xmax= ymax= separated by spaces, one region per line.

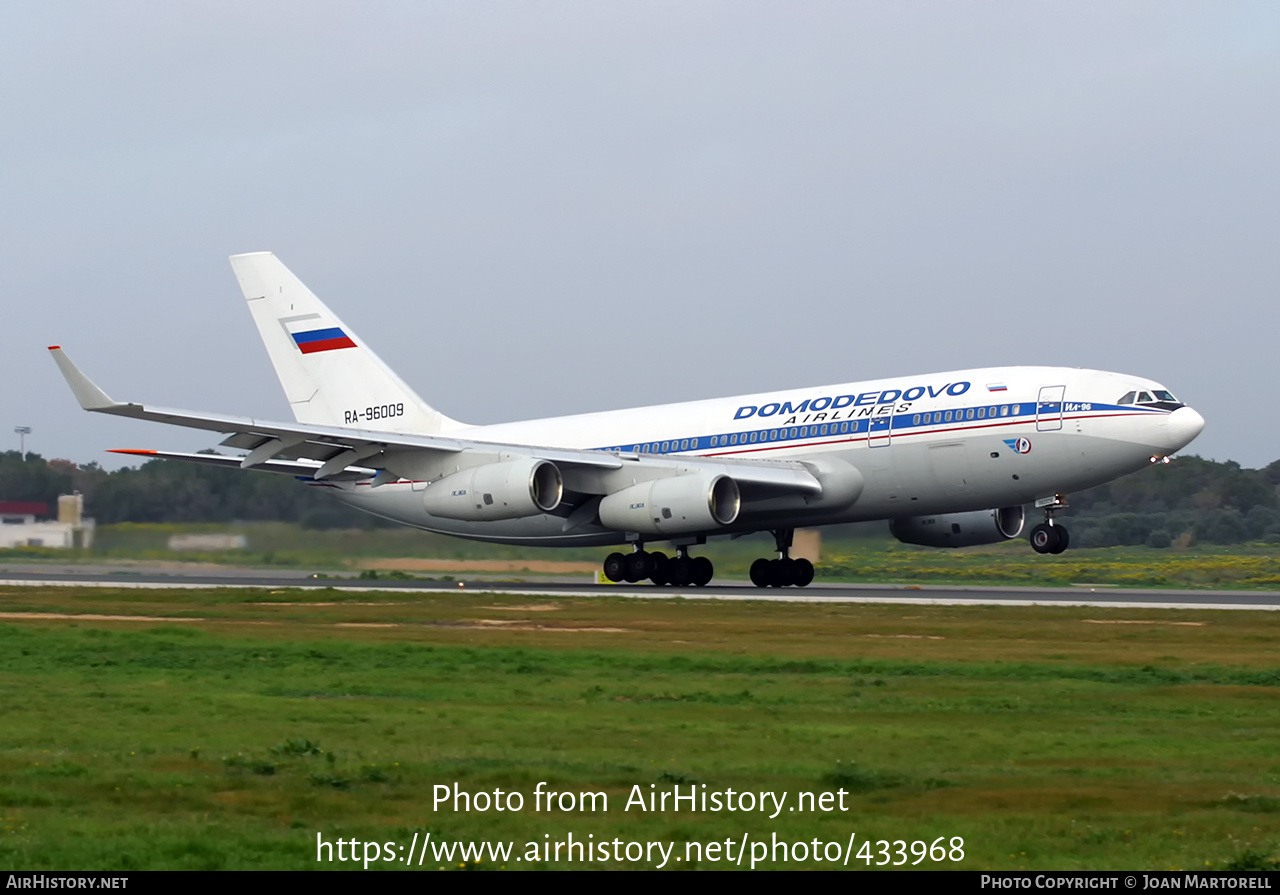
xmin=1121 ymin=388 xmax=1184 ymax=410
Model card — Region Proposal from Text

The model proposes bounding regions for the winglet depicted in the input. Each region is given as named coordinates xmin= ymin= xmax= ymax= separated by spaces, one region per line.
xmin=48 ymin=347 xmax=119 ymax=410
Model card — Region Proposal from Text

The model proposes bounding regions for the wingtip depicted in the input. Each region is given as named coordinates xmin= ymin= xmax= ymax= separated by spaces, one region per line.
xmin=48 ymin=346 xmax=118 ymax=411
xmin=108 ymin=449 xmax=159 ymax=456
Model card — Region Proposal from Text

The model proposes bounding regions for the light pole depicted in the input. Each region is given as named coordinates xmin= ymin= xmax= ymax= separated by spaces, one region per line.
xmin=14 ymin=426 xmax=31 ymax=460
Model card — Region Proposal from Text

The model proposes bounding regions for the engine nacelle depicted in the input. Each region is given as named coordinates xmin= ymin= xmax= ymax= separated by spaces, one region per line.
xmin=599 ymin=473 xmax=740 ymax=536
xmin=423 ymin=458 xmax=563 ymax=521
xmin=889 ymin=506 xmax=1025 ymax=548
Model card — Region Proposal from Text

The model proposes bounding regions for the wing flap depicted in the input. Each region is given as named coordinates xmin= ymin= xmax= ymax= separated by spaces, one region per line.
xmin=108 ymin=449 xmax=379 ymax=481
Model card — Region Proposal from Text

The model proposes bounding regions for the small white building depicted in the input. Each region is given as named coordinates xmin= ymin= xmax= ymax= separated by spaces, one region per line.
xmin=0 ymin=495 xmax=95 ymax=549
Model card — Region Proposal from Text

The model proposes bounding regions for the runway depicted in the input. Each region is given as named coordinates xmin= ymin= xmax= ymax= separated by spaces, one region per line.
xmin=1 ymin=563 xmax=1278 ymax=611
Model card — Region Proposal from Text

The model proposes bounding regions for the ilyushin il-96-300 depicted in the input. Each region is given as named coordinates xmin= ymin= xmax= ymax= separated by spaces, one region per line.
xmin=51 ymin=253 xmax=1204 ymax=588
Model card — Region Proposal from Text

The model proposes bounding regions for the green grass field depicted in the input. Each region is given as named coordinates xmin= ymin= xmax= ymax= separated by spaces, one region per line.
xmin=1 ymin=584 xmax=1279 ymax=870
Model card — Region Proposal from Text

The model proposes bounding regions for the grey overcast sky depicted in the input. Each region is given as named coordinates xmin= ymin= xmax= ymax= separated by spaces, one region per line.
xmin=2 ymin=2 xmax=1277 ymax=468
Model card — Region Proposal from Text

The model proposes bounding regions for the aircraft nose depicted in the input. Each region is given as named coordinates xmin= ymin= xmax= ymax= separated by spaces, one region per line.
xmin=1164 ymin=406 xmax=1205 ymax=452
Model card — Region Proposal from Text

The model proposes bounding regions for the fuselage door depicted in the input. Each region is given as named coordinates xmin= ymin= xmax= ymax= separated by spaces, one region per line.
xmin=869 ymin=414 xmax=892 ymax=448
xmin=1036 ymin=385 xmax=1065 ymax=432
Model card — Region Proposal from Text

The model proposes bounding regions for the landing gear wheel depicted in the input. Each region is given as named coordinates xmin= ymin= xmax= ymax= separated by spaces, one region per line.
xmin=648 ymin=552 xmax=669 ymax=586
xmin=793 ymin=558 xmax=814 ymax=588
xmin=668 ymin=556 xmax=694 ymax=587
xmin=625 ymin=551 xmax=653 ymax=583
xmin=692 ymin=556 xmax=714 ymax=587
xmin=1029 ymin=524 xmax=1060 ymax=555
xmin=1049 ymin=525 xmax=1069 ymax=554
xmin=603 ymin=552 xmax=628 ymax=582
xmin=769 ymin=558 xmax=792 ymax=588
xmin=750 ymin=558 xmax=771 ymax=588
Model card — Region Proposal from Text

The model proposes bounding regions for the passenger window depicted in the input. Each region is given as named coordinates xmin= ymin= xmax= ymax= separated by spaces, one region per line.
xmin=710 ymin=436 xmax=718 ymax=447
xmin=966 ymin=409 xmax=975 ymax=420
xmin=840 ymin=422 xmax=849 ymax=433
xmin=750 ymin=431 xmax=758 ymax=443
xmin=1000 ymin=406 xmax=1008 ymax=416
xmin=770 ymin=429 xmax=778 ymax=440
xmin=977 ymin=407 xmax=985 ymax=419
xmin=661 ymin=441 xmax=669 ymax=452
xmin=680 ymin=439 xmax=688 ymax=450
xmin=944 ymin=411 xmax=952 ymax=422
xmin=730 ymin=434 xmax=738 ymax=445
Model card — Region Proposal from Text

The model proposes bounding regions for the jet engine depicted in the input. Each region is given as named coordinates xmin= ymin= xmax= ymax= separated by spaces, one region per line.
xmin=599 ymin=473 xmax=740 ymax=536
xmin=423 ymin=458 xmax=563 ymax=521
xmin=889 ymin=506 xmax=1025 ymax=548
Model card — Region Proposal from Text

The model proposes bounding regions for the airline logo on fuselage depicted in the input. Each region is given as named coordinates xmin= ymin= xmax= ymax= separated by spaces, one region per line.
xmin=734 ymin=381 xmax=971 ymax=422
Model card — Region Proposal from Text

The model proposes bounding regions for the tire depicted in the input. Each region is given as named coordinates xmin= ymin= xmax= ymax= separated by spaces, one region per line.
xmin=625 ymin=551 xmax=652 ymax=582
xmin=1029 ymin=524 xmax=1058 ymax=555
xmin=649 ymin=551 xmax=669 ymax=586
xmin=793 ymin=558 xmax=814 ymax=587
xmin=770 ymin=558 xmax=791 ymax=588
xmin=603 ymin=552 xmax=628 ymax=582
xmin=692 ymin=556 xmax=714 ymax=587
xmin=750 ymin=558 xmax=771 ymax=588
xmin=669 ymin=557 xmax=694 ymax=587
xmin=1049 ymin=525 xmax=1069 ymax=554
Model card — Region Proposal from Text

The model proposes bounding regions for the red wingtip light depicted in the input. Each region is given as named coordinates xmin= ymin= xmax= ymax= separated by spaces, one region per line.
xmin=48 ymin=345 xmax=61 ymax=350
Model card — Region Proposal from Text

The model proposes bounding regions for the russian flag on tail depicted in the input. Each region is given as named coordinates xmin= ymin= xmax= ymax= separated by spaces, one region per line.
xmin=292 ymin=327 xmax=356 ymax=354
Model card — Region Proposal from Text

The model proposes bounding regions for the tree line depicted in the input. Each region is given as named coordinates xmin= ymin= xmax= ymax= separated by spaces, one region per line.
xmin=2 ymin=450 xmax=1278 ymax=547
xmin=0 ymin=451 xmax=377 ymax=530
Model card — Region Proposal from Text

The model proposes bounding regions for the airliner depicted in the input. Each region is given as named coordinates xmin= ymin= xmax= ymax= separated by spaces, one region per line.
xmin=51 ymin=252 xmax=1205 ymax=588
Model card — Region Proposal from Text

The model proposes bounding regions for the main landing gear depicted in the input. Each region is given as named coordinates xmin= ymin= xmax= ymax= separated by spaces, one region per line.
xmin=749 ymin=529 xmax=814 ymax=588
xmin=1029 ymin=495 xmax=1070 ymax=555
xmin=602 ymin=546 xmax=714 ymax=587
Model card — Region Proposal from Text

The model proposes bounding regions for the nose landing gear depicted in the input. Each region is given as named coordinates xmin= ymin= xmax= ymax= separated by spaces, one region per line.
xmin=1029 ymin=495 xmax=1070 ymax=555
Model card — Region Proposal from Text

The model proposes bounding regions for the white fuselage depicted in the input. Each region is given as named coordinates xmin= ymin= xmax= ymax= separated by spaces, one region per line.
xmin=326 ymin=365 xmax=1204 ymax=546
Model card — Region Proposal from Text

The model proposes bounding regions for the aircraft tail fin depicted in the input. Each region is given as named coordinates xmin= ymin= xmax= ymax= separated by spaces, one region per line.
xmin=229 ymin=252 xmax=464 ymax=433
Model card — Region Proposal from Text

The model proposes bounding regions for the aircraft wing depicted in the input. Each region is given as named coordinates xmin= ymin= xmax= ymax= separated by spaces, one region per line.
xmin=51 ymin=347 xmax=824 ymax=494
xmin=106 ymin=449 xmax=382 ymax=481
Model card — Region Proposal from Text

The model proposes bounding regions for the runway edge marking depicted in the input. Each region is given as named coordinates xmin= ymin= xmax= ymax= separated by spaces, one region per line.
xmin=0 ymin=578 xmax=1277 ymax=612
